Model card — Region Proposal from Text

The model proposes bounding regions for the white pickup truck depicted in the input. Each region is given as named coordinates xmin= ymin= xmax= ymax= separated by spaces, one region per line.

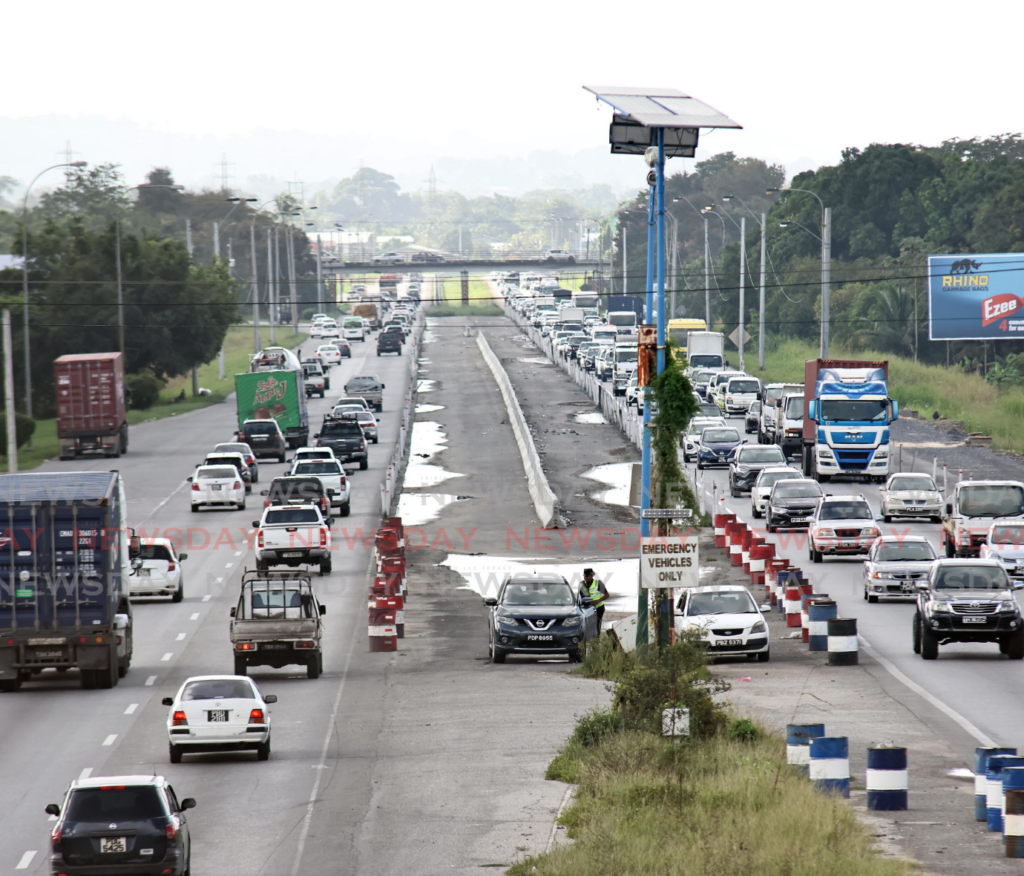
xmin=253 ymin=505 xmax=333 ymax=575
xmin=302 ymin=362 xmax=326 ymax=398
xmin=289 ymin=458 xmax=351 ymax=516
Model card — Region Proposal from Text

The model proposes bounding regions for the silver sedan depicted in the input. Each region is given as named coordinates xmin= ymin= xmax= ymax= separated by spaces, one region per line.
xmin=863 ymin=536 xmax=938 ymax=603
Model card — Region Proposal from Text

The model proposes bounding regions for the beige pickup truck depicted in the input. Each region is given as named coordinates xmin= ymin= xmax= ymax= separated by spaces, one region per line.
xmin=230 ymin=570 xmax=326 ymax=678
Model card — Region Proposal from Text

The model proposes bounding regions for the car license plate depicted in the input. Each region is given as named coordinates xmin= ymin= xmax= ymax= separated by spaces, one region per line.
xmin=907 ymin=506 xmax=923 ymax=512
xmin=208 ymin=710 xmax=228 ymax=721
xmin=282 ymin=551 xmax=303 ymax=558
xmin=527 ymin=634 xmax=553 ymax=641
xmin=101 ymin=837 xmax=127 ymax=853
xmin=137 ymin=568 xmax=150 ymax=576
xmin=1016 ymin=564 xmax=1024 ymax=575
xmin=791 ymin=517 xmax=808 ymax=523
xmin=717 ymin=639 xmax=742 ymax=647
xmin=962 ymin=616 xmax=988 ymax=624
xmin=839 ymin=541 xmax=857 ymax=548
xmin=34 ymin=649 xmax=63 ymax=658
xmin=900 ymin=582 xmax=915 ymax=592
xmin=212 ymin=484 xmax=222 ymax=491
xmin=262 ymin=643 xmax=289 ymax=650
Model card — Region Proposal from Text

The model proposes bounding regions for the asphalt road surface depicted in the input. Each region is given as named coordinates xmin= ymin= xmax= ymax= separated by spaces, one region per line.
xmin=0 ymin=324 xmax=416 ymax=875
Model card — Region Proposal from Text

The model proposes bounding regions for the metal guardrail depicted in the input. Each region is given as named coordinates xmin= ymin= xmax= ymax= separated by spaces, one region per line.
xmin=380 ymin=314 xmax=425 ymax=516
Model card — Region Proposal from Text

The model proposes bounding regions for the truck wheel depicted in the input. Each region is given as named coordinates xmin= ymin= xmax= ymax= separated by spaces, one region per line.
xmin=169 ymin=743 xmax=183 ymax=764
xmin=319 ymin=558 xmax=332 ymax=575
xmin=377 ymin=351 xmax=381 ymax=356
xmin=172 ymin=582 xmax=184 ymax=603
xmin=256 ymin=738 xmax=271 ymax=761
xmin=234 ymin=655 xmax=248 ymax=676
xmin=0 ymin=677 xmax=22 ymax=692
xmin=1006 ymin=631 xmax=1024 ymax=660
xmin=360 ymin=460 xmax=368 ymax=471
xmin=810 ymin=545 xmax=823 ymax=564
xmin=945 ymin=537 xmax=955 ymax=558
xmin=278 ymin=453 xmax=286 ymax=463
xmin=921 ymin=626 xmax=939 ymax=660
xmin=80 ymin=670 xmax=97 ymax=690
xmin=120 ymin=424 xmax=129 ymax=453
xmin=256 ymin=560 xmax=268 ymax=572
xmin=882 ymin=514 xmax=891 ymax=523
xmin=306 ymin=654 xmax=321 ymax=679
xmin=912 ymin=614 xmax=922 ymax=653
xmin=340 ymin=502 xmax=350 ymax=518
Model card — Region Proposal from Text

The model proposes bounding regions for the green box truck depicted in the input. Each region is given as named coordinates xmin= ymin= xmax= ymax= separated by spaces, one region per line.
xmin=235 ymin=370 xmax=309 ymax=448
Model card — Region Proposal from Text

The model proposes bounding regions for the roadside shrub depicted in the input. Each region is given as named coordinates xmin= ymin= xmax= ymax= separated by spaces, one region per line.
xmin=727 ymin=717 xmax=761 ymax=742
xmin=126 ymin=370 xmax=163 ymax=410
xmin=0 ymin=413 xmax=35 ymax=450
xmin=572 ymin=710 xmax=623 ymax=749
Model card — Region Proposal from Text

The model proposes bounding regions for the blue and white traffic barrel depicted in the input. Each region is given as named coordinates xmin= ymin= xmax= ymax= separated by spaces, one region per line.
xmin=786 ymin=723 xmax=825 ymax=776
xmin=988 ymin=755 xmax=1024 ymax=832
xmin=810 ymin=736 xmax=850 ymax=798
xmin=808 ymin=599 xmax=837 ymax=652
xmin=866 ymin=746 xmax=907 ymax=811
xmin=827 ymin=618 xmax=858 ymax=666
xmin=977 ymin=748 xmax=1017 ymax=822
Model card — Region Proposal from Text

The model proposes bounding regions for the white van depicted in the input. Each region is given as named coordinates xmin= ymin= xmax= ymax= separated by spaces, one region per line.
xmin=777 ymin=392 xmax=805 ymax=457
xmin=722 ymin=375 xmax=761 ymax=415
xmin=612 ymin=343 xmax=638 ymax=396
xmin=608 ymin=310 xmax=638 ymax=336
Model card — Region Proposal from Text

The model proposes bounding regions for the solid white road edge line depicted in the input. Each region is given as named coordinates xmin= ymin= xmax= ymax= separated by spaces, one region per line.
xmin=102 ymin=735 xmax=117 ymax=746
xmin=78 ymin=767 xmax=92 ymax=781
xmin=145 ymin=676 xmax=157 ymax=686
xmin=15 ymin=851 xmax=36 ymax=869
xmin=148 ymin=479 xmax=190 ymax=519
xmin=125 ymin=704 xmax=138 ymax=715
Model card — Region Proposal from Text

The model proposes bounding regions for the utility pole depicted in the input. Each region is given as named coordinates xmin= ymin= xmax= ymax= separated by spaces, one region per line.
xmin=287 ymin=225 xmax=299 ymax=331
xmin=268 ymin=227 xmax=276 ymax=344
xmin=622 ymin=225 xmax=627 ymax=296
xmin=213 ymin=221 xmax=220 ymax=261
xmin=758 ymin=212 xmax=767 ymax=370
xmin=185 ymin=219 xmax=194 ymax=258
xmin=704 ymin=218 xmax=711 ymax=328
xmin=738 ymin=216 xmax=746 ymax=372
xmin=4 ymin=309 xmax=17 ymax=472
xmin=115 ymin=220 xmax=124 ymax=356
xmin=821 ymin=207 xmax=832 ymax=358
xmin=670 ymin=213 xmax=678 ymax=318
xmin=316 ymin=235 xmax=323 ymax=312
xmin=251 ymin=224 xmax=261 ymax=353
xmin=274 ymin=227 xmax=282 ymax=332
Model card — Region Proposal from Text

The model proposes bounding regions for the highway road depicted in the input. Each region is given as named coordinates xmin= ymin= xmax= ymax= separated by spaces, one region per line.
xmin=0 ymin=322 xmax=416 ymax=875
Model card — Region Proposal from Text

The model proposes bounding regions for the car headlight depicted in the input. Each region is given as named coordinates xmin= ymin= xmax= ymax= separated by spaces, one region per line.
xmin=816 ymin=528 xmax=835 ymax=537
xmin=749 ymin=621 xmax=767 ymax=634
xmin=1001 ymin=600 xmax=1017 ymax=611
xmin=495 ymin=615 xmax=519 ymax=627
xmin=736 ymin=465 xmax=750 ymax=474
xmin=869 ymin=571 xmax=894 ymax=579
xmin=931 ymin=602 xmax=951 ymax=614
xmin=727 ymin=396 xmax=734 ymax=403
xmin=861 ymin=527 xmax=880 ymax=537
xmin=561 ymin=615 xmax=583 ymax=628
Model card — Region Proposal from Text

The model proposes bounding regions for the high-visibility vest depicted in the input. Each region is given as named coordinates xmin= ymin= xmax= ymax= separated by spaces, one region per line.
xmin=588 ymin=580 xmax=607 ymax=607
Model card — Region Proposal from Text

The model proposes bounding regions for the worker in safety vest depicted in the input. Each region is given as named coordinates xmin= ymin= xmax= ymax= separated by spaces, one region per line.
xmin=583 ymin=568 xmax=608 ymax=635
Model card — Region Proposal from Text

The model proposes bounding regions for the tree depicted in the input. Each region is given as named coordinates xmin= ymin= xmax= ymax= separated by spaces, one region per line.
xmin=135 ymin=168 xmax=184 ymax=214
xmin=37 ymin=163 xmax=130 ymax=231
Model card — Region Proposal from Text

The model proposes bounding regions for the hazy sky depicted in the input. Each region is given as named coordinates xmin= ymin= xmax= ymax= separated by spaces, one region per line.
xmin=3 ymin=0 xmax=1021 ymax=196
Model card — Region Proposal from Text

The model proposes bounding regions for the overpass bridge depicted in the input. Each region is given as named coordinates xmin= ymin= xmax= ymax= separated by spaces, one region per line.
xmin=319 ymin=254 xmax=605 ymax=277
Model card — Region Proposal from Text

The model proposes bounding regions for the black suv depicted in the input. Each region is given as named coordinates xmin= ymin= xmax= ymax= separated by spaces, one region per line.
xmin=315 ymin=416 xmax=368 ymax=469
xmin=377 ymin=329 xmax=403 ymax=356
xmin=914 ymin=559 xmax=1024 ymax=659
xmin=239 ymin=419 xmax=287 ymax=463
xmin=484 ymin=573 xmax=598 ymax=663
xmin=766 ymin=479 xmax=824 ymax=532
xmin=729 ymin=444 xmax=786 ymax=496
xmin=262 ymin=476 xmax=332 ymax=518
xmin=47 ymin=775 xmax=195 ymax=875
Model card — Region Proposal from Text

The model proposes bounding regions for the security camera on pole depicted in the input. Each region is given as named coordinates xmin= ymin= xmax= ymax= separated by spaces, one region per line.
xmin=584 ymin=86 xmax=742 ymax=647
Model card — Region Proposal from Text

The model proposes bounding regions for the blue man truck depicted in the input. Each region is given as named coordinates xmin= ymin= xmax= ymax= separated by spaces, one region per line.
xmin=0 ymin=472 xmax=136 ymax=691
xmin=801 ymin=359 xmax=898 ymax=483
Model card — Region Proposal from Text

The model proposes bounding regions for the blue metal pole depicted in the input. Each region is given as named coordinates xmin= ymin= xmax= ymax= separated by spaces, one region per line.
xmin=637 ymin=182 xmax=656 ymax=646
xmin=655 ymin=129 xmax=669 ymax=648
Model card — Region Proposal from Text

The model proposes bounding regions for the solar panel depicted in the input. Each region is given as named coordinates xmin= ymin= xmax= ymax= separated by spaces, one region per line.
xmin=583 ymin=85 xmax=742 ymax=131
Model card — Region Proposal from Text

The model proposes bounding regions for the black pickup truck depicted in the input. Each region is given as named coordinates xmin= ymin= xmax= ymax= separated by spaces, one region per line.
xmin=377 ymin=329 xmax=403 ymax=357
xmin=261 ymin=476 xmax=332 ymax=518
xmin=314 ymin=416 xmax=368 ymax=470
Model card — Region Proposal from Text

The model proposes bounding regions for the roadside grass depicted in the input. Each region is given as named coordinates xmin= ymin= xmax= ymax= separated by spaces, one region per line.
xmin=427 ymin=278 xmax=504 ymax=316
xmin=0 ymin=325 xmax=307 ymax=472
xmin=759 ymin=338 xmax=1024 ymax=452
xmin=511 ymin=727 xmax=910 ymax=876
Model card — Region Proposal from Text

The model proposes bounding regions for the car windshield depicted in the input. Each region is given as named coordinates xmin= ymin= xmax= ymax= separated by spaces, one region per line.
xmin=138 ymin=544 xmax=173 ymax=561
xmin=356 ymin=413 xmax=375 ymax=424
xmin=784 ymin=397 xmax=804 ymax=418
xmin=593 ymin=331 xmax=617 ymax=341
xmin=688 ymin=420 xmax=720 ymax=436
xmin=182 ymin=678 xmax=255 ymax=700
xmin=686 ymin=591 xmax=757 ymax=615
xmin=65 ymin=787 xmax=167 ymax=823
xmin=245 ymin=423 xmax=278 ymax=435
xmin=502 ymin=581 xmax=575 ymax=606
xmin=749 ymin=402 xmax=761 ymax=413
xmin=608 ymin=313 xmax=636 ymax=326
xmin=198 ymin=467 xmax=237 ymax=480
xmin=889 ymin=476 xmax=937 ymax=492
xmin=958 ymin=485 xmax=1024 ymax=518
xmin=875 ymin=541 xmax=937 ymax=562
xmin=265 ymin=508 xmax=320 ymax=524
xmin=347 ymin=377 xmax=380 ymax=389
xmin=737 ymin=447 xmax=784 ymax=464
xmin=615 ymin=349 xmax=638 ymax=363
xmin=206 ymin=456 xmax=241 ymax=469
xmin=703 ymin=430 xmax=739 ymax=443
xmin=694 ymin=371 xmax=715 ymax=383
xmin=294 ymin=462 xmax=341 ymax=476
xmin=214 ymin=444 xmax=249 ymax=454
xmin=728 ymin=380 xmax=759 ymax=393
xmin=820 ymin=399 xmax=888 ymax=422
xmin=698 ymin=404 xmax=721 ymax=417
xmin=775 ymin=483 xmax=823 ymax=499
xmin=818 ymin=501 xmax=873 ymax=521
xmin=992 ymin=525 xmax=1024 ymax=546
xmin=933 ymin=566 xmax=1010 ymax=591
xmin=690 ymin=355 xmax=723 ymax=368
xmin=297 ymin=451 xmax=332 ymax=460
xmin=322 ymin=422 xmax=362 ymax=436
xmin=344 ymin=318 xmax=362 ymax=327
xmin=757 ymin=471 xmax=802 ymax=488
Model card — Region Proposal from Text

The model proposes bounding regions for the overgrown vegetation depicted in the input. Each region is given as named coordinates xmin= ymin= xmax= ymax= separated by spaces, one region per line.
xmin=426 ymin=278 xmax=504 ymax=316
xmin=513 ymin=636 xmax=910 ymax=876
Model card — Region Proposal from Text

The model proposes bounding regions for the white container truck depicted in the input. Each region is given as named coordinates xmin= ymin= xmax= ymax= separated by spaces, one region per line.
xmin=685 ymin=331 xmax=725 ymax=370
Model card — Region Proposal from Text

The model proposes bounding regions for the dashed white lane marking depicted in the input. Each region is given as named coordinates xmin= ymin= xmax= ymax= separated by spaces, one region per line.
xmin=161 ymin=653 xmax=172 ymax=662
xmin=15 ymin=851 xmax=36 ymax=869
xmin=124 ymin=703 xmax=138 ymax=715
xmin=102 ymin=735 xmax=117 ymax=746
xmin=145 ymin=676 xmax=157 ymax=686
xmin=176 ymin=633 xmax=186 ymax=641
xmin=225 ymin=562 xmax=233 ymax=568
xmin=234 ymin=550 xmax=242 ymax=557
xmin=78 ymin=767 xmax=93 ymax=780
xmin=190 ymin=613 xmax=200 ymax=620
xmin=204 ymin=594 xmax=213 ymax=601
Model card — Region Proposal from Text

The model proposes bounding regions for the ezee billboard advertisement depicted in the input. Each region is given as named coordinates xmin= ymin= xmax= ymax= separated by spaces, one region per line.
xmin=928 ymin=253 xmax=1024 ymax=340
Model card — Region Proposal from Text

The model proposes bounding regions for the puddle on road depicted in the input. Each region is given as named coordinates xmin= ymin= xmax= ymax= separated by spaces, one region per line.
xmin=416 ymin=378 xmax=437 ymax=393
xmin=418 ymin=358 xmax=432 ymax=364
xmin=518 ymin=357 xmax=553 ymax=366
xmin=574 ymin=412 xmax=608 ymax=425
xmin=421 ymin=327 xmax=438 ymax=344
xmin=582 ymin=462 xmax=637 ymax=507
xmin=397 ymin=493 xmax=471 ymax=526
xmin=415 ymin=403 xmax=445 ymax=414
xmin=403 ymin=420 xmax=464 ymax=489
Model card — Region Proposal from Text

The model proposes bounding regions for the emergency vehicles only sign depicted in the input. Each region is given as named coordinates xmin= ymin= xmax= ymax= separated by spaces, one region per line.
xmin=639 ymin=535 xmax=699 ymax=589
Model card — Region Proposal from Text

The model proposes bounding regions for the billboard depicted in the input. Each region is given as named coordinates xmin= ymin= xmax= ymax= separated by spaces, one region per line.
xmin=928 ymin=253 xmax=1024 ymax=340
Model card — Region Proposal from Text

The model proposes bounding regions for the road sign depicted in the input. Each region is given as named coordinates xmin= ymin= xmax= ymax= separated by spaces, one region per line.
xmin=640 ymin=535 xmax=699 ymax=589
xmin=641 ymin=508 xmax=693 ymax=519
xmin=727 ymin=326 xmax=752 ymax=349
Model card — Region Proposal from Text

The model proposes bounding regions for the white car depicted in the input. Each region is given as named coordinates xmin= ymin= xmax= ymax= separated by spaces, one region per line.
xmin=808 ymin=495 xmax=880 ymax=563
xmin=190 ymin=464 xmax=246 ymax=512
xmin=544 ymin=249 xmax=575 ymax=263
xmin=316 ymin=344 xmax=342 ymax=366
xmin=722 ymin=376 xmax=761 ymax=415
xmin=681 ymin=417 xmax=727 ymax=462
xmin=980 ymin=520 xmax=1024 ymax=582
xmin=293 ymin=447 xmax=337 ymax=465
xmin=879 ymin=472 xmax=943 ymax=523
xmin=164 ymin=675 xmax=276 ymax=763
xmin=675 ymin=585 xmax=769 ymax=661
xmin=343 ymin=317 xmax=365 ymax=341
xmin=331 ymin=404 xmax=364 ymax=419
xmin=289 ymin=458 xmax=351 ymax=516
xmin=311 ymin=312 xmax=328 ymax=322
xmin=750 ymin=467 xmax=804 ymax=518
xmin=131 ymin=537 xmax=189 ymax=602
xmin=310 ymin=319 xmax=327 ymax=338
xmin=625 ymin=374 xmax=640 ymax=406
xmin=320 ymin=320 xmax=340 ymax=339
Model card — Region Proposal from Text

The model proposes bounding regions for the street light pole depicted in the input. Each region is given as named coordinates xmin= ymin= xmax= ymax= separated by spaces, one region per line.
xmin=20 ymin=161 xmax=86 ymax=418
xmin=739 ymin=216 xmax=746 ymax=372
xmin=759 ymin=213 xmax=766 ymax=369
